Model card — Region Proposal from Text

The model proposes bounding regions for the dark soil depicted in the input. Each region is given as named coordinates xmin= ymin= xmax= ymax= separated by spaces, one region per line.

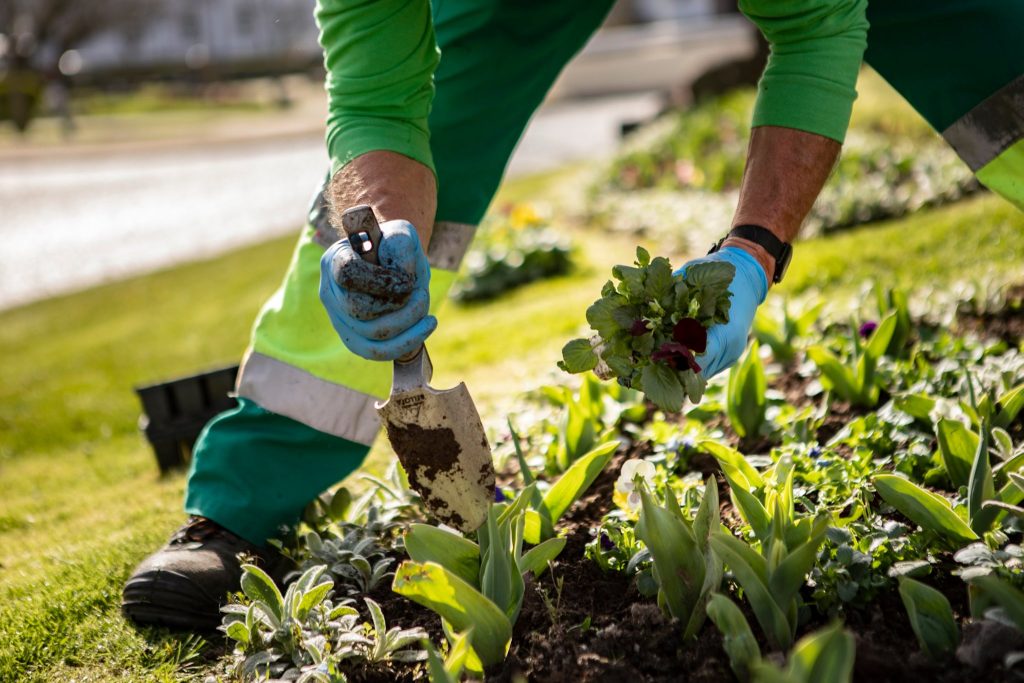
xmin=352 ymin=294 xmax=1024 ymax=681
xmin=956 ymin=283 xmax=1024 ymax=347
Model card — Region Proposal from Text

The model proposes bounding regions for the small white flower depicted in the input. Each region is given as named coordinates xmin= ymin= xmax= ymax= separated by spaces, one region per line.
xmin=616 ymin=459 xmax=657 ymax=499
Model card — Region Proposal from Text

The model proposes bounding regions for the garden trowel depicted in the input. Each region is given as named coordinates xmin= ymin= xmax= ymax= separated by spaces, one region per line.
xmin=337 ymin=205 xmax=495 ymax=532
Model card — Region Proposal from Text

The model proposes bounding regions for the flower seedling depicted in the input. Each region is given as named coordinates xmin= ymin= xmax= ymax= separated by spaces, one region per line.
xmin=750 ymin=622 xmax=856 ymax=683
xmin=703 ymin=445 xmax=830 ymax=649
xmin=897 ymin=577 xmax=959 ymax=659
xmin=727 ymin=341 xmax=768 ymax=442
xmin=806 ymin=313 xmax=897 ymax=407
xmin=752 ymin=299 xmax=823 ymax=365
xmin=394 ymin=497 xmax=566 ymax=670
xmin=634 ymin=475 xmax=723 ymax=638
xmin=559 ymin=246 xmax=734 ymax=412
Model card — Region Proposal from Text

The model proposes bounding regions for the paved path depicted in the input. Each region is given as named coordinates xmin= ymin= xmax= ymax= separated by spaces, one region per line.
xmin=0 ymin=18 xmax=752 ymax=311
xmin=0 ymin=93 xmax=661 ymax=311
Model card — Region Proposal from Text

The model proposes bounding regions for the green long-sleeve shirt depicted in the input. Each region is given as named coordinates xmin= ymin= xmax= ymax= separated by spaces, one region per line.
xmin=315 ymin=0 xmax=869 ymax=176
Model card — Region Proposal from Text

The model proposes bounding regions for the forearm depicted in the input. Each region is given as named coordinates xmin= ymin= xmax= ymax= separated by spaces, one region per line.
xmin=725 ymin=125 xmax=839 ymax=281
xmin=316 ymin=0 xmax=438 ymax=248
xmin=328 ymin=151 xmax=436 ymax=251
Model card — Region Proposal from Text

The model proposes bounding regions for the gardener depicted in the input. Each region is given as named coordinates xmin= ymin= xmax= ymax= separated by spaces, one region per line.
xmin=123 ymin=0 xmax=1024 ymax=630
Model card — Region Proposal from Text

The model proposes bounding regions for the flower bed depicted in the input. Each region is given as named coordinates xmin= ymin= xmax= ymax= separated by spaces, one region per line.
xmin=209 ymin=276 xmax=1024 ymax=682
xmin=450 ymin=204 xmax=574 ymax=303
xmin=583 ymin=90 xmax=979 ymax=254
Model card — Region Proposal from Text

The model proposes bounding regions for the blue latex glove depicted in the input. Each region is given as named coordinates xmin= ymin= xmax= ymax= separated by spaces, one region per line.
xmin=319 ymin=219 xmax=436 ymax=361
xmin=675 ymin=246 xmax=768 ymax=379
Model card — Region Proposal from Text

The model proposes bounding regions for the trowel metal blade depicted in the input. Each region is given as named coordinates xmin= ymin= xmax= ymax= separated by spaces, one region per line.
xmin=378 ymin=381 xmax=495 ymax=533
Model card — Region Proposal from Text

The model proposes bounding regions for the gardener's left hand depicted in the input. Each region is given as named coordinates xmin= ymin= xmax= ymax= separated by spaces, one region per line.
xmin=674 ymin=246 xmax=768 ymax=379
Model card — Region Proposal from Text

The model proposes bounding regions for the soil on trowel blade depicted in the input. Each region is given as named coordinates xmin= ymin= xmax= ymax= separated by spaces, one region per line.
xmin=386 ymin=422 xmax=468 ymax=529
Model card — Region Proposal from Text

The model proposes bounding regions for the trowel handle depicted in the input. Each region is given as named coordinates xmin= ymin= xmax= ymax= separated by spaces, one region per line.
xmin=341 ymin=204 xmax=383 ymax=266
xmin=341 ymin=204 xmax=423 ymax=364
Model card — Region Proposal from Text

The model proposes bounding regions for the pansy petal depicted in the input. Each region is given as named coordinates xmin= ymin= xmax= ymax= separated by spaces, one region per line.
xmin=672 ymin=317 xmax=708 ymax=353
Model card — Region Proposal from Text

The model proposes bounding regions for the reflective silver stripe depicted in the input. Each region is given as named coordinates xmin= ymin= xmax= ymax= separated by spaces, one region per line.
xmin=307 ymin=182 xmax=476 ymax=270
xmin=943 ymin=74 xmax=1024 ymax=172
xmin=426 ymin=221 xmax=476 ymax=271
xmin=236 ymin=350 xmax=382 ymax=445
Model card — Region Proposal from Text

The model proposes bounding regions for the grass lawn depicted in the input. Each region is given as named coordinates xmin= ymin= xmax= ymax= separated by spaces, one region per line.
xmin=2 ymin=78 xmax=1023 ymax=679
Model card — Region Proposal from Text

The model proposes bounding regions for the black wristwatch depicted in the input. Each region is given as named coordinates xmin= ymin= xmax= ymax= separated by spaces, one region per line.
xmin=708 ymin=224 xmax=792 ymax=284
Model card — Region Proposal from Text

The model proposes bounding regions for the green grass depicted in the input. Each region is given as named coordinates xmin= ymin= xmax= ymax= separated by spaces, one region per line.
xmin=1 ymin=171 xmax=1022 ymax=679
xmin=782 ymin=194 xmax=1024 ymax=296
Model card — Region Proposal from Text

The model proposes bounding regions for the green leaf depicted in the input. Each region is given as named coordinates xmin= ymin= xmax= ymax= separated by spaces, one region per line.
xmin=710 ymin=531 xmax=793 ymax=650
xmin=785 ymin=623 xmax=855 ymax=683
xmin=894 ymin=393 xmax=938 ymax=422
xmin=404 ymin=524 xmax=481 ymax=588
xmin=392 ymin=561 xmax=512 ymax=667
xmin=699 ymin=440 xmax=765 ymax=489
xmin=644 ymin=257 xmax=674 ymax=299
xmin=479 ymin=507 xmax=523 ymax=623
xmin=898 ymin=577 xmax=959 ymax=659
xmin=968 ymin=574 xmax=1024 ymax=633
xmin=239 ymin=564 xmax=284 ymax=623
xmin=864 ymin=313 xmax=897 ymax=361
xmin=768 ymin=515 xmax=829 ymax=610
xmin=806 ymin=346 xmax=860 ymax=404
xmin=527 ymin=440 xmax=618 ymax=544
xmin=520 ymin=537 xmax=566 ymax=577
xmin=936 ymin=419 xmax=979 ymax=489
xmin=684 ymin=261 xmax=735 ymax=300
xmin=995 ymin=383 xmax=1024 ymax=429
xmin=968 ymin=427 xmax=998 ymax=535
xmin=873 ymin=474 xmax=978 ymax=545
xmin=727 ymin=341 xmax=767 ymax=439
xmin=296 ymin=581 xmax=334 ymax=621
xmin=706 ymin=593 xmax=760 ymax=682
xmin=507 ymin=418 xmax=534 ymax=486
xmin=641 ymin=362 xmax=684 ymax=413
xmin=224 ymin=621 xmax=250 ymax=645
xmin=636 ymin=486 xmax=706 ymax=624
xmin=559 ymin=338 xmax=598 ymax=374
xmin=612 ymin=264 xmax=645 ymax=298
xmin=586 ymin=295 xmax=626 ymax=338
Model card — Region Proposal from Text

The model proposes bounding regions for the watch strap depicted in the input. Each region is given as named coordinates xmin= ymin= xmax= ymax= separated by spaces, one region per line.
xmin=709 ymin=224 xmax=792 ymax=284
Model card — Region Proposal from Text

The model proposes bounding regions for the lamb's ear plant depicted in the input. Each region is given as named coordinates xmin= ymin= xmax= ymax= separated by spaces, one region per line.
xmin=559 ymin=246 xmax=734 ymax=412
xmin=362 ymin=597 xmax=428 ymax=663
xmin=806 ymin=312 xmax=896 ymax=408
xmin=706 ymin=592 xmax=761 ymax=682
xmin=634 ymin=475 xmax=723 ymax=638
xmin=750 ymin=622 xmax=855 ymax=683
xmin=727 ymin=340 xmax=768 ymax=441
xmin=703 ymin=446 xmax=830 ymax=649
xmin=222 ymin=564 xmax=372 ymax=681
xmin=897 ymin=577 xmax=959 ymax=659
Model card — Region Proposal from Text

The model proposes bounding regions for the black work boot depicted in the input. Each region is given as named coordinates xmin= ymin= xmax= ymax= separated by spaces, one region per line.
xmin=122 ymin=516 xmax=288 ymax=631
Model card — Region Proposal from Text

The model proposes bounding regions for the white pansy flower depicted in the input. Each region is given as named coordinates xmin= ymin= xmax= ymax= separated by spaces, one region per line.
xmin=616 ymin=459 xmax=656 ymax=510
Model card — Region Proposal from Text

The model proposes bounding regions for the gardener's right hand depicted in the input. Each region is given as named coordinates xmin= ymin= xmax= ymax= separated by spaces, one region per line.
xmin=319 ymin=219 xmax=435 ymax=361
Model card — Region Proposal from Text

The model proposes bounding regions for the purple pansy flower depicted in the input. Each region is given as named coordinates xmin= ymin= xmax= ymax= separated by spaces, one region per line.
xmin=859 ymin=320 xmax=878 ymax=338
